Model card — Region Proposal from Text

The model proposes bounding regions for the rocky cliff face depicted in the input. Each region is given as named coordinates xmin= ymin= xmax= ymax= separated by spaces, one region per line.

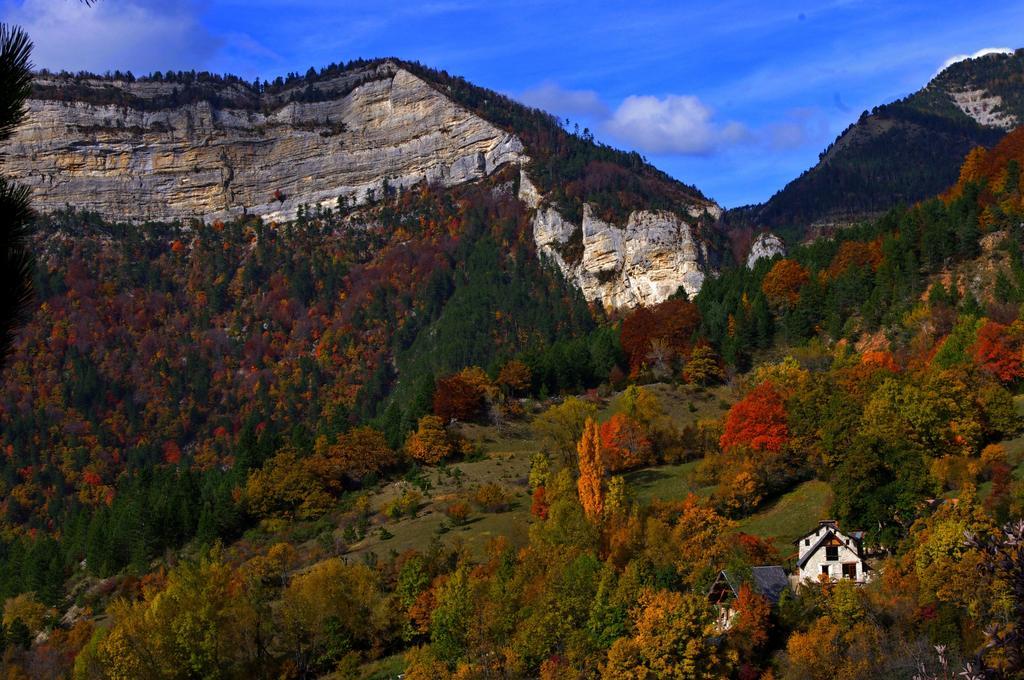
xmin=3 ymin=61 xmax=723 ymax=309
xmin=746 ymin=232 xmax=786 ymax=268
xmin=520 ymin=171 xmax=720 ymax=309
xmin=1 ymin=62 xmax=524 ymax=223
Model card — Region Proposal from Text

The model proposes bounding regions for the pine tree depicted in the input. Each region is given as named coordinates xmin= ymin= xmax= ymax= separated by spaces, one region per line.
xmin=0 ymin=24 xmax=35 ymax=370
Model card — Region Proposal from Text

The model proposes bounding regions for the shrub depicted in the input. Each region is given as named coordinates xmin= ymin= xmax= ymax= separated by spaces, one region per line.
xmin=444 ymin=501 xmax=471 ymax=525
xmin=385 ymin=489 xmax=423 ymax=520
xmin=473 ymin=483 xmax=513 ymax=512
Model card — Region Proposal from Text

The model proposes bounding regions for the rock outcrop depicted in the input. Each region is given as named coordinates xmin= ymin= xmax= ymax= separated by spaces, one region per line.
xmin=746 ymin=232 xmax=786 ymax=268
xmin=4 ymin=61 xmax=724 ymax=310
xmin=0 ymin=62 xmax=524 ymax=222
xmin=520 ymin=170 xmax=720 ymax=310
xmin=949 ymin=89 xmax=1018 ymax=129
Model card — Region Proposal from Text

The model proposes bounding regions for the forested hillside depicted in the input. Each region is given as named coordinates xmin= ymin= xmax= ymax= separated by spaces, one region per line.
xmin=728 ymin=49 xmax=1023 ymax=240
xmin=0 ymin=170 xmax=622 ymax=600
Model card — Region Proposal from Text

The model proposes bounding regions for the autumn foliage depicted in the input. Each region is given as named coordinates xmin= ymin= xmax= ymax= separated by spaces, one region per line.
xmin=825 ymin=239 xmax=882 ymax=279
xmin=620 ymin=298 xmax=701 ymax=374
xmin=973 ymin=320 xmax=1024 ymax=384
xmin=599 ymin=413 xmax=653 ymax=472
xmin=761 ymin=258 xmax=809 ymax=307
xmin=405 ymin=415 xmax=455 ymax=464
xmin=433 ymin=374 xmax=486 ymax=423
xmin=577 ymin=418 xmax=605 ymax=522
xmin=719 ymin=382 xmax=789 ymax=453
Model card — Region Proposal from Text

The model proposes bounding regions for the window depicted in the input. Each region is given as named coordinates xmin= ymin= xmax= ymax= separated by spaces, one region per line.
xmin=825 ymin=546 xmax=839 ymax=561
xmin=842 ymin=563 xmax=857 ymax=580
xmin=821 ymin=565 xmax=829 ymax=576
xmin=804 ymin=539 xmax=810 ymax=546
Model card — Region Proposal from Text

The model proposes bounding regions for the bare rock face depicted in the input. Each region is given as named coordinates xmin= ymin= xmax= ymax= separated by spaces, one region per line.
xmin=521 ymin=170 xmax=720 ymax=310
xmin=949 ymin=89 xmax=1018 ymax=129
xmin=746 ymin=231 xmax=786 ymax=268
xmin=5 ymin=62 xmax=724 ymax=309
xmin=0 ymin=63 xmax=525 ymax=222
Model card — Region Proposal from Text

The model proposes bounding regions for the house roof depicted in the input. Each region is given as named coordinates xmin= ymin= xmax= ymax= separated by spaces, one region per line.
xmin=750 ymin=566 xmax=789 ymax=604
xmin=707 ymin=566 xmax=790 ymax=605
xmin=793 ymin=521 xmax=866 ymax=547
xmin=798 ymin=530 xmax=835 ymax=569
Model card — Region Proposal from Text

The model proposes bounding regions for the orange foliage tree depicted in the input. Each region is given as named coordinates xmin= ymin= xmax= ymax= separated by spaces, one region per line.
xmin=973 ymin=320 xmax=1024 ymax=384
xmin=719 ymin=382 xmax=789 ymax=453
xmin=577 ymin=418 xmax=605 ymax=522
xmin=309 ymin=426 xmax=395 ymax=489
xmin=405 ymin=415 xmax=455 ymax=464
xmin=761 ymin=259 xmax=809 ymax=307
xmin=732 ymin=583 xmax=772 ymax=655
xmin=497 ymin=359 xmax=532 ymax=396
xmin=599 ymin=413 xmax=653 ymax=472
xmin=826 ymin=240 xmax=882 ymax=279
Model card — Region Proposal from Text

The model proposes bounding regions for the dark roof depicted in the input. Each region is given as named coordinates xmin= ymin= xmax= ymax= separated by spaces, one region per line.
xmin=707 ymin=566 xmax=790 ymax=605
xmin=750 ymin=566 xmax=789 ymax=604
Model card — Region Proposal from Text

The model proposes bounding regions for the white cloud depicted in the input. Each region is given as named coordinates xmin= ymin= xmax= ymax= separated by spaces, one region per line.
xmin=519 ymin=81 xmax=609 ymax=119
xmin=937 ymin=47 xmax=1014 ymax=75
xmin=604 ymin=94 xmax=748 ymax=156
xmin=2 ymin=0 xmax=220 ymax=75
xmin=520 ymin=81 xmax=827 ymax=157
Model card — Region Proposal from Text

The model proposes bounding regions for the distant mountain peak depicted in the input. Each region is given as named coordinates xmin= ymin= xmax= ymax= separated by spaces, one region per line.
xmin=727 ymin=47 xmax=1023 ymax=241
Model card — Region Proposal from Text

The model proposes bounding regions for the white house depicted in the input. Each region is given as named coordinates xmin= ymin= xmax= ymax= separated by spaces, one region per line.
xmin=795 ymin=519 xmax=870 ymax=583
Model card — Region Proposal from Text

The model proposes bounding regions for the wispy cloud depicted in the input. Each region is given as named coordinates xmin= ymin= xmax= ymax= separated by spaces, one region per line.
xmin=518 ymin=82 xmax=830 ymax=158
xmin=519 ymin=81 xmax=609 ymax=119
xmin=3 ymin=0 xmax=220 ymax=74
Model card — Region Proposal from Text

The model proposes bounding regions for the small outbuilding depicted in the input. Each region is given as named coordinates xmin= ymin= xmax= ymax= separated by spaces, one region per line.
xmin=707 ymin=565 xmax=789 ymax=629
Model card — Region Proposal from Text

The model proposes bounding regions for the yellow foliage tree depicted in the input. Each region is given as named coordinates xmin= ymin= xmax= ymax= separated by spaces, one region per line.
xmin=2 ymin=592 xmax=51 ymax=634
xmin=603 ymin=590 xmax=735 ymax=679
xmin=405 ymin=415 xmax=455 ymax=464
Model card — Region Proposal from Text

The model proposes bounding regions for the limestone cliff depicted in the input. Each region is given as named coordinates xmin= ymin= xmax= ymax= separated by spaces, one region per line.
xmin=520 ymin=171 xmax=721 ymax=310
xmin=746 ymin=232 xmax=786 ymax=268
xmin=2 ymin=60 xmax=724 ymax=309
xmin=1 ymin=62 xmax=524 ymax=223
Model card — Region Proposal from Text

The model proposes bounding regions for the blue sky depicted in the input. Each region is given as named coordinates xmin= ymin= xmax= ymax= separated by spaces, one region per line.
xmin=3 ymin=0 xmax=1023 ymax=208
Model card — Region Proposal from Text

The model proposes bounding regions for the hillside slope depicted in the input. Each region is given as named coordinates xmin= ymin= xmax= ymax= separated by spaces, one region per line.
xmin=728 ymin=48 xmax=1023 ymax=240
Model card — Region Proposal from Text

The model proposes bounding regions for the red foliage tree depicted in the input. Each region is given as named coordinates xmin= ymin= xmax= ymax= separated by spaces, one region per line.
xmin=433 ymin=373 xmax=485 ymax=422
xmin=620 ymin=298 xmax=701 ymax=375
xmin=162 ymin=441 xmax=182 ymax=465
xmin=973 ymin=320 xmax=1024 ymax=384
xmin=599 ymin=413 xmax=653 ymax=472
xmin=530 ymin=486 xmax=549 ymax=520
xmin=719 ymin=382 xmax=789 ymax=453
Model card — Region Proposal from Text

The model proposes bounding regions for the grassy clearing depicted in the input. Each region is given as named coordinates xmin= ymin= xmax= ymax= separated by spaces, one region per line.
xmin=360 ymin=653 xmax=405 ymax=679
xmin=338 ymin=383 xmax=737 ymax=562
xmin=737 ymin=480 xmax=834 ymax=556
xmin=625 ymin=461 xmax=708 ymax=504
xmin=342 ymin=446 xmax=535 ymax=561
xmin=601 ymin=382 xmax=735 ymax=424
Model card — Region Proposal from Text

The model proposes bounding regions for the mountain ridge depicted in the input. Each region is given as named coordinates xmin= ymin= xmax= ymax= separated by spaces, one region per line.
xmin=3 ymin=58 xmax=724 ymax=311
xmin=726 ymin=48 xmax=1024 ymax=241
